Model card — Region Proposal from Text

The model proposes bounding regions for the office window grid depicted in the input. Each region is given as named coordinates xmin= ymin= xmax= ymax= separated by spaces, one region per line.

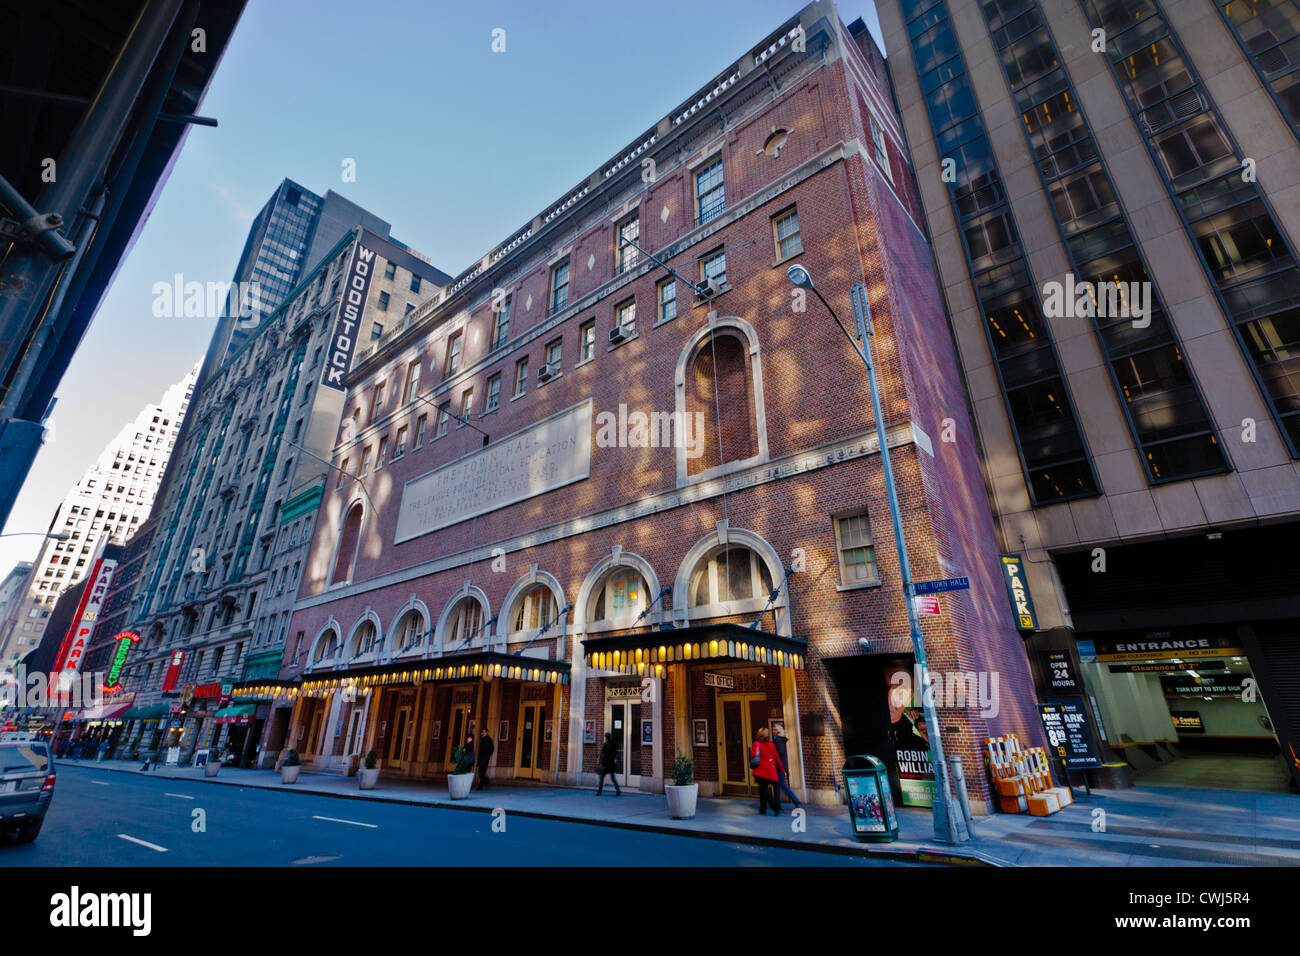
xmin=1213 ymin=0 xmax=1300 ymax=140
xmin=979 ymin=0 xmax=1229 ymax=482
xmin=901 ymin=0 xmax=1098 ymax=503
xmin=1078 ymin=0 xmax=1300 ymax=456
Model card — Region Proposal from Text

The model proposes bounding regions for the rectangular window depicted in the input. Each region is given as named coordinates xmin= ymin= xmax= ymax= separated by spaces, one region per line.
xmin=394 ymin=425 xmax=408 ymax=459
xmin=550 ymin=261 xmax=570 ymax=314
xmin=696 ymin=157 xmax=726 ymax=223
xmin=617 ymin=215 xmax=640 ymax=273
xmin=657 ymin=279 xmax=677 ymax=322
xmin=579 ymin=319 xmax=596 ymax=361
xmin=415 ymin=413 xmax=427 ymax=447
xmin=371 ymin=323 xmax=383 ymax=340
xmin=410 ymin=275 xmax=421 ymax=293
xmin=772 ymin=208 xmax=803 ymax=260
xmin=378 ymin=291 xmax=390 ymax=311
xmin=459 ymin=388 xmax=474 ymax=423
xmin=402 ymin=360 xmax=421 ymax=405
xmin=485 ymin=373 xmax=502 ymax=411
xmin=370 ymin=382 xmax=385 ymax=423
xmin=835 ymin=513 xmax=879 ymax=586
xmin=515 ymin=357 xmax=529 ymax=397
xmin=545 ymin=337 xmax=563 ymax=372
xmin=435 ymin=402 xmax=450 ymax=438
xmin=359 ymin=446 xmax=372 ymax=477
xmin=868 ymin=113 xmax=892 ymax=179
xmin=445 ymin=331 xmax=463 ymax=376
xmin=615 ymin=298 xmax=636 ymax=335
xmin=385 ymin=261 xmax=396 ymax=279
xmin=702 ymin=249 xmax=727 ymax=288
xmin=492 ymin=296 xmax=511 ymax=349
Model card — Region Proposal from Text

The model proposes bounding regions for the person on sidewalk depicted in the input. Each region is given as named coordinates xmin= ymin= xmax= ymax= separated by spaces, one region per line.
xmin=751 ymin=727 xmax=784 ymax=815
xmin=474 ymin=728 xmax=494 ymax=791
xmin=771 ymin=722 xmax=801 ymax=808
xmin=595 ymin=732 xmax=621 ymax=796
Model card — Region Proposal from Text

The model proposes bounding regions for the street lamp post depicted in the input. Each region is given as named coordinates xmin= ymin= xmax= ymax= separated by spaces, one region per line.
xmin=787 ymin=264 xmax=968 ymax=845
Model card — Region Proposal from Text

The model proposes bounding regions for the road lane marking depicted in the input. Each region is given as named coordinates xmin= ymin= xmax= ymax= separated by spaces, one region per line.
xmin=164 ymin=792 xmax=194 ymax=800
xmin=311 ymin=814 xmax=377 ymax=829
xmin=89 ymin=780 xmax=110 ymax=786
xmin=117 ymin=834 xmax=168 ymax=852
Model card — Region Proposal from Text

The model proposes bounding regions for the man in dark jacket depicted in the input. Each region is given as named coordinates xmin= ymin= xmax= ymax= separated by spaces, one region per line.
xmin=771 ymin=723 xmax=801 ymax=807
xmin=474 ymin=728 xmax=494 ymax=790
xmin=595 ymin=732 xmax=621 ymax=796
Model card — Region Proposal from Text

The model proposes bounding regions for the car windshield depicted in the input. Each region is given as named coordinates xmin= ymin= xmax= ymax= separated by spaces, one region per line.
xmin=0 ymin=743 xmax=50 ymax=773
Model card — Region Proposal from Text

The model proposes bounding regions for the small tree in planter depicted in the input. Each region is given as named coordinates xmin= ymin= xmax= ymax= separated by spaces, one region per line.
xmin=204 ymin=748 xmax=223 ymax=777
xmin=358 ymin=749 xmax=380 ymax=790
xmin=447 ymin=744 xmax=475 ymax=800
xmin=281 ymin=749 xmax=302 ymax=784
xmin=666 ymin=750 xmax=698 ymax=819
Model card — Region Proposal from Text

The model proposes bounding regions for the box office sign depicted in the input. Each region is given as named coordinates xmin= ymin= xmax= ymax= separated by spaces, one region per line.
xmin=703 ymin=672 xmax=735 ymax=689
xmin=396 ymin=400 xmax=592 ymax=540
xmin=1038 ymin=699 xmax=1101 ymax=768
xmin=320 ymin=242 xmax=378 ymax=392
xmin=999 ymin=554 xmax=1038 ymax=631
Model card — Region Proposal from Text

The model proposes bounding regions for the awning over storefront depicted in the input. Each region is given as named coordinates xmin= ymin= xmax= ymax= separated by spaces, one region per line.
xmin=122 ymin=703 xmax=169 ymax=721
xmin=73 ymin=699 xmax=134 ymax=722
xmin=582 ymin=622 xmax=808 ymax=675
xmin=212 ymin=704 xmax=255 ymax=725
xmin=299 ymin=650 xmax=570 ymax=695
xmin=232 ymin=678 xmax=298 ymax=702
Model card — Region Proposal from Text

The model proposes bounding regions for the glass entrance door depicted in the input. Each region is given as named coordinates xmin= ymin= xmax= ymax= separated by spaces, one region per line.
xmin=446 ymin=702 xmax=471 ymax=767
xmin=517 ymin=701 xmax=546 ymax=779
xmin=388 ymin=704 xmax=412 ymax=769
xmin=718 ymin=693 xmax=769 ymax=795
xmin=605 ymin=700 xmax=643 ymax=789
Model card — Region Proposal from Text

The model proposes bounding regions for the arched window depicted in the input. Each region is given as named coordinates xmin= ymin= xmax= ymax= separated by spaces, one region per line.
xmin=331 ymin=504 xmax=363 ymax=585
xmin=512 ymin=584 xmax=557 ymax=633
xmin=348 ymin=619 xmax=378 ymax=659
xmin=313 ymin=629 xmax=339 ymax=664
xmin=689 ymin=546 xmax=774 ymax=608
xmin=589 ymin=567 xmax=647 ymax=625
xmin=392 ymin=609 xmax=425 ymax=654
xmin=445 ymin=597 xmax=485 ymax=648
xmin=687 ymin=332 xmax=756 ymax=476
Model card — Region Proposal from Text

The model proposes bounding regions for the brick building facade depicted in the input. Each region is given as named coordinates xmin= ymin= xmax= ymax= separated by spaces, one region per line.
xmin=254 ymin=0 xmax=1049 ymax=813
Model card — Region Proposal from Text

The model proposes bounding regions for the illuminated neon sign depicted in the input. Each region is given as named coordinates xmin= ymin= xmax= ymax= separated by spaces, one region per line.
xmin=101 ymin=631 xmax=140 ymax=693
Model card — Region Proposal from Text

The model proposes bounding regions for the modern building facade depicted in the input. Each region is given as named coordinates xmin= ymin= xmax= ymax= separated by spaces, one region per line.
xmin=257 ymin=0 xmax=1050 ymax=814
xmin=875 ymin=0 xmax=1300 ymax=790
xmin=114 ymin=229 xmax=448 ymax=766
xmin=3 ymin=365 xmax=196 ymax=669
xmin=0 ymin=561 xmax=34 ymax=676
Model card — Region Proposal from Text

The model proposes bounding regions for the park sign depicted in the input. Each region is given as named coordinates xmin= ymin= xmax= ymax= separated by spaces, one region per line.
xmin=999 ymin=554 xmax=1038 ymax=631
xmin=50 ymin=555 xmax=118 ymax=691
xmin=101 ymin=631 xmax=141 ymax=692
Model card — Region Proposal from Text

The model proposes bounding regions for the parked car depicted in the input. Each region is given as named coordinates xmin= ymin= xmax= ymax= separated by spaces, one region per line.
xmin=0 ymin=740 xmax=55 ymax=843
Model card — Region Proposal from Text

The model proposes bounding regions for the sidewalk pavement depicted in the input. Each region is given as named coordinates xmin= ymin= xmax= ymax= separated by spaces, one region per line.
xmin=60 ymin=758 xmax=1300 ymax=866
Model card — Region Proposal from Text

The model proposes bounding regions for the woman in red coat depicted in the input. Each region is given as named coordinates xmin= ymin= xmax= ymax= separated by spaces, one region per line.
xmin=751 ymin=727 xmax=785 ymax=815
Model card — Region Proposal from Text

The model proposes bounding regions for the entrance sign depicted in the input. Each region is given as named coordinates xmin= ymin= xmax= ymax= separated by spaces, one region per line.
xmin=913 ymin=576 xmax=969 ymax=595
xmin=1038 ymin=699 xmax=1101 ymax=768
xmin=999 ymin=554 xmax=1038 ymax=630
xmin=1087 ymin=634 xmax=1242 ymax=663
xmin=396 ymin=401 xmax=592 ymax=541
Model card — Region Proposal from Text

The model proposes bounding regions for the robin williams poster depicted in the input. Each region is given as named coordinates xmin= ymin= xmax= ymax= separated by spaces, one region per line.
xmin=885 ymin=662 xmax=936 ymax=807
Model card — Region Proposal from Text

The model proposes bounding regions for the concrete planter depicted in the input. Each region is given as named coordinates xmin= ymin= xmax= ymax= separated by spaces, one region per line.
xmin=358 ymin=768 xmax=380 ymax=790
xmin=666 ymin=783 xmax=699 ymax=819
xmin=447 ymin=772 xmax=474 ymax=800
xmin=281 ymin=764 xmax=301 ymax=784
xmin=204 ymin=761 xmax=221 ymax=777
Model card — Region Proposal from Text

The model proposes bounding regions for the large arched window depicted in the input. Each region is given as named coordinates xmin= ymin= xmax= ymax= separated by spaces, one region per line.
xmin=313 ymin=628 xmax=339 ymax=665
xmin=331 ymin=503 xmax=363 ymax=585
xmin=689 ymin=545 xmax=774 ymax=608
xmin=512 ymin=584 xmax=557 ymax=634
xmin=347 ymin=619 xmax=379 ymax=659
xmin=588 ymin=567 xmax=648 ymax=626
xmin=444 ymin=597 xmax=485 ymax=648
xmin=687 ymin=331 xmax=757 ymax=476
xmin=391 ymin=608 xmax=425 ymax=655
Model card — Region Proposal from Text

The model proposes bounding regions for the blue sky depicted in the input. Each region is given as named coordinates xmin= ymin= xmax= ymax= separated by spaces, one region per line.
xmin=0 ymin=0 xmax=885 ymax=574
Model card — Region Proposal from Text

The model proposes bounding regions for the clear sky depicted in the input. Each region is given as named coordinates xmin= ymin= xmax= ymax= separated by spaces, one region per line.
xmin=0 ymin=0 xmax=885 ymax=576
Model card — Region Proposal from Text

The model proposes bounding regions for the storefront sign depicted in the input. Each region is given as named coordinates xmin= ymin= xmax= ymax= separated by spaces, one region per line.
xmin=1038 ymin=699 xmax=1102 ymax=768
xmin=320 ymin=242 xmax=377 ymax=391
xmin=703 ymin=672 xmax=735 ymax=689
xmin=1087 ymin=634 xmax=1242 ymax=663
xmin=1044 ymin=651 xmax=1081 ymax=693
xmin=1161 ymin=675 xmax=1249 ymax=697
xmin=1169 ymin=711 xmax=1204 ymax=733
xmin=999 ymin=554 xmax=1038 ymax=630
xmin=395 ymin=400 xmax=593 ymax=540
xmin=101 ymin=631 xmax=140 ymax=692
xmin=161 ymin=650 xmax=185 ymax=692
xmin=50 ymin=556 xmax=118 ymax=689
xmin=194 ymin=683 xmax=223 ymax=699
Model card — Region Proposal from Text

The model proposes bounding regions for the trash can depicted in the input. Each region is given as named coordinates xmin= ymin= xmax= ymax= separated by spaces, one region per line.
xmin=841 ymin=754 xmax=899 ymax=842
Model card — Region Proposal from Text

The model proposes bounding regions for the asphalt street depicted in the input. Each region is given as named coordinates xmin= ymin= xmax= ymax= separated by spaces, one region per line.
xmin=0 ymin=764 xmax=913 ymax=866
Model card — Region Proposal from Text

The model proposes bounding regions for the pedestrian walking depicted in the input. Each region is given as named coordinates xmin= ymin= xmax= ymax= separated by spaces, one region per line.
xmin=771 ymin=722 xmax=801 ymax=808
xmin=750 ymin=726 xmax=784 ymax=815
xmin=474 ymin=727 xmax=494 ymax=791
xmin=595 ymin=732 xmax=621 ymax=796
